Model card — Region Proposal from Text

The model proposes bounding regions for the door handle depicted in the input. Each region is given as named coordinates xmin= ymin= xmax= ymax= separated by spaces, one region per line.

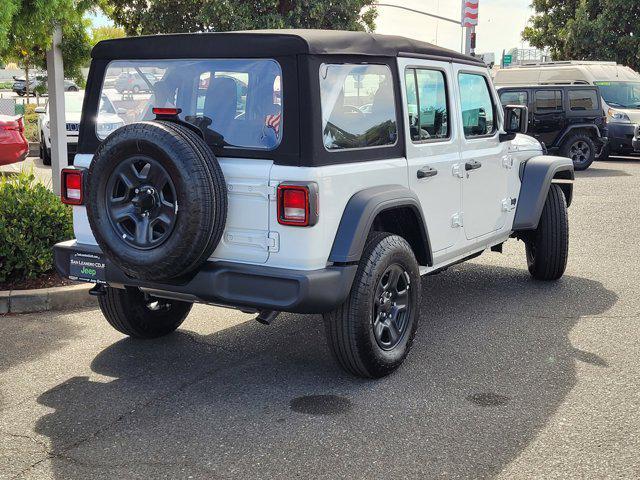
xmin=417 ymin=166 xmax=438 ymax=179
xmin=465 ymin=160 xmax=482 ymax=171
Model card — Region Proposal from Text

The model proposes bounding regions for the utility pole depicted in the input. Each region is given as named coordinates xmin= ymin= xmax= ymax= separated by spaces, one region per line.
xmin=461 ymin=1 xmax=479 ymax=57
xmin=46 ymin=26 xmax=67 ymax=196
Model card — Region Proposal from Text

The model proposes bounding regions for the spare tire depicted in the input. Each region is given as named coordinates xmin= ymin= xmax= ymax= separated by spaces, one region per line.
xmin=86 ymin=121 xmax=227 ymax=280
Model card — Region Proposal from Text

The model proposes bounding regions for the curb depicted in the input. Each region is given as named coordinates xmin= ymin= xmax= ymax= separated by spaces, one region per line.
xmin=0 ymin=283 xmax=96 ymax=315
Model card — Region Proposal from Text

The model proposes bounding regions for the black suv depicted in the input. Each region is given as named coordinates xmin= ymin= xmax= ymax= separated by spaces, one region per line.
xmin=498 ymin=85 xmax=607 ymax=170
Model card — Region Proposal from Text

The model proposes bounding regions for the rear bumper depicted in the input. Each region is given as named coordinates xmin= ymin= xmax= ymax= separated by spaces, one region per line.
xmin=53 ymin=240 xmax=357 ymax=314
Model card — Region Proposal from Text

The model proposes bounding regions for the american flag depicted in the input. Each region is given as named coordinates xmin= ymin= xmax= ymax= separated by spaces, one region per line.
xmin=265 ymin=113 xmax=282 ymax=136
xmin=461 ymin=0 xmax=479 ymax=27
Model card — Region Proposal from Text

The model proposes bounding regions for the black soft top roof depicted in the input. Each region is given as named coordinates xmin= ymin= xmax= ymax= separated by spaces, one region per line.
xmin=91 ymin=29 xmax=483 ymax=65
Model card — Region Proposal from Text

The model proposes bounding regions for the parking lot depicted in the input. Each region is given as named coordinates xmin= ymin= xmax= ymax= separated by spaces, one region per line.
xmin=1 ymin=156 xmax=639 ymax=479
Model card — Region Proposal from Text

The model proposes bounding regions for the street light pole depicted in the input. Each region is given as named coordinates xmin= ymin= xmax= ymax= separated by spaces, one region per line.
xmin=374 ymin=3 xmax=461 ymax=25
xmin=46 ymin=25 xmax=67 ymax=196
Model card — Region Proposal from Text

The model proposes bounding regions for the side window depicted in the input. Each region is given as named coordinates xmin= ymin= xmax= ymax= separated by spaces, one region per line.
xmin=569 ymin=89 xmax=598 ymax=111
xmin=405 ymin=68 xmax=449 ymax=142
xmin=458 ymin=73 xmax=495 ymax=137
xmin=500 ymin=90 xmax=528 ymax=107
xmin=534 ymin=90 xmax=563 ymax=112
xmin=320 ymin=63 xmax=397 ymax=150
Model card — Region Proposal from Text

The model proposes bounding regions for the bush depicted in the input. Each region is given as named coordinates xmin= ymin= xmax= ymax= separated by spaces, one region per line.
xmin=0 ymin=81 xmax=12 ymax=90
xmin=22 ymin=103 xmax=40 ymax=143
xmin=0 ymin=171 xmax=73 ymax=283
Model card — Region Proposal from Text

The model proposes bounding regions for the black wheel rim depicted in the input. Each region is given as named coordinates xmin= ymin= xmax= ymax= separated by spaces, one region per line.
xmin=569 ymin=140 xmax=591 ymax=165
xmin=105 ymin=156 xmax=177 ymax=250
xmin=372 ymin=264 xmax=412 ymax=350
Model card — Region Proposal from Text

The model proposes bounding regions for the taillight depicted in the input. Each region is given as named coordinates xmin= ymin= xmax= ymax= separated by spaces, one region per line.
xmin=61 ymin=168 xmax=84 ymax=205
xmin=1 ymin=117 xmax=22 ymax=132
xmin=277 ymin=182 xmax=319 ymax=227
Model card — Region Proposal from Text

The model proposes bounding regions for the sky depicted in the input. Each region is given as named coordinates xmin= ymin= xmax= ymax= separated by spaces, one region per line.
xmin=89 ymin=0 xmax=534 ymax=58
xmin=374 ymin=0 xmax=533 ymax=58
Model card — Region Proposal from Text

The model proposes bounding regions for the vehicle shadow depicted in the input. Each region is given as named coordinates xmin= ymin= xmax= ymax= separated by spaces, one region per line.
xmin=0 ymin=313 xmax=79 ymax=410
xmin=576 ymin=167 xmax=631 ymax=178
xmin=33 ymin=263 xmax=617 ymax=479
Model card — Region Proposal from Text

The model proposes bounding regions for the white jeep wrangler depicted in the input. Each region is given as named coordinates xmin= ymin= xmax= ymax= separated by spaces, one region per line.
xmin=54 ymin=30 xmax=574 ymax=378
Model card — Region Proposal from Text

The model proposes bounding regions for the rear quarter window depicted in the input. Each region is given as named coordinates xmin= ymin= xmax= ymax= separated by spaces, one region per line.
xmin=319 ymin=63 xmax=397 ymax=150
xmin=568 ymin=89 xmax=598 ymax=111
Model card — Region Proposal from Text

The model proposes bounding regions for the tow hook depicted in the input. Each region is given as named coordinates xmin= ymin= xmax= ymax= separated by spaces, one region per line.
xmin=88 ymin=284 xmax=107 ymax=296
xmin=255 ymin=310 xmax=279 ymax=325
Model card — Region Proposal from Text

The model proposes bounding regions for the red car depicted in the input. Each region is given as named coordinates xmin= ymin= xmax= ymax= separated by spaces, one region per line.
xmin=0 ymin=114 xmax=29 ymax=166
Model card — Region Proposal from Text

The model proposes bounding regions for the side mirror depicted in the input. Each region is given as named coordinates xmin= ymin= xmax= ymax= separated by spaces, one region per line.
xmin=117 ymin=107 xmax=127 ymax=115
xmin=500 ymin=105 xmax=528 ymax=142
xmin=34 ymin=107 xmax=46 ymax=114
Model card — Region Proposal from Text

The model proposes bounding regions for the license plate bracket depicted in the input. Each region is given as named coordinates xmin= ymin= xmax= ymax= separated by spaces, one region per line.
xmin=69 ymin=252 xmax=106 ymax=284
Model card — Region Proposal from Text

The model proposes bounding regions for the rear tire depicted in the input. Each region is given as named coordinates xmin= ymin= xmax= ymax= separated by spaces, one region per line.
xmin=560 ymin=132 xmax=595 ymax=171
xmin=323 ymin=232 xmax=421 ymax=378
xmin=98 ymin=287 xmax=191 ymax=338
xmin=525 ymin=184 xmax=569 ymax=281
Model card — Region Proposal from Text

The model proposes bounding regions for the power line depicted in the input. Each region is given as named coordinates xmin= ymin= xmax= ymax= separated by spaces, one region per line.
xmin=374 ymin=3 xmax=460 ymax=26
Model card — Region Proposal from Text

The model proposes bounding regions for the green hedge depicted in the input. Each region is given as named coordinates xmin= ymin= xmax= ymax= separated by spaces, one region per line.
xmin=0 ymin=171 xmax=73 ymax=283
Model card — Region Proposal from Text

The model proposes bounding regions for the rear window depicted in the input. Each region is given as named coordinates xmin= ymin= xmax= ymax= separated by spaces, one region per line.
xmin=100 ymin=59 xmax=283 ymax=150
xmin=568 ymin=89 xmax=598 ymax=111
xmin=319 ymin=63 xmax=397 ymax=150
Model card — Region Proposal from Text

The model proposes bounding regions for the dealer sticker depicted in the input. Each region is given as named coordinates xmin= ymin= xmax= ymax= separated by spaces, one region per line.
xmin=69 ymin=253 xmax=106 ymax=284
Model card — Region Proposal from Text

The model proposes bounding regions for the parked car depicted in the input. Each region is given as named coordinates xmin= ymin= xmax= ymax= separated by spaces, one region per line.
xmin=493 ymin=61 xmax=640 ymax=159
xmin=36 ymin=91 xmax=125 ymax=165
xmin=497 ymin=85 xmax=607 ymax=170
xmin=54 ymin=30 xmax=573 ymax=378
xmin=0 ymin=114 xmax=29 ymax=166
xmin=114 ymin=71 xmax=158 ymax=94
xmin=12 ymin=76 xmax=79 ymax=96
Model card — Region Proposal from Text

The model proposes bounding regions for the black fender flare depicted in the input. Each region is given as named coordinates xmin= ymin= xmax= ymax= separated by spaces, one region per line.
xmin=328 ymin=185 xmax=432 ymax=265
xmin=513 ymin=155 xmax=574 ymax=231
xmin=555 ymin=124 xmax=602 ymax=147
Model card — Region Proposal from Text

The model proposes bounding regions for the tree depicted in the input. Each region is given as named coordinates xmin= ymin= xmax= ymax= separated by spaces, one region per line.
xmin=0 ymin=1 xmax=95 ymax=99
xmin=107 ymin=0 xmax=377 ymax=36
xmin=90 ymin=25 xmax=126 ymax=46
xmin=523 ymin=0 xmax=640 ymax=71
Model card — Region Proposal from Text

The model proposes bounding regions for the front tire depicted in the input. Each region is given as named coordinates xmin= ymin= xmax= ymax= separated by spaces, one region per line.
xmin=525 ymin=184 xmax=569 ymax=281
xmin=40 ymin=133 xmax=51 ymax=165
xmin=98 ymin=286 xmax=192 ymax=338
xmin=323 ymin=232 xmax=421 ymax=378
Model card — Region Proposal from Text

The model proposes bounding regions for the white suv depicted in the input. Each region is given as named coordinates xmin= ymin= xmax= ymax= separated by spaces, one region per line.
xmin=54 ymin=31 xmax=574 ymax=378
xmin=37 ymin=91 xmax=124 ymax=165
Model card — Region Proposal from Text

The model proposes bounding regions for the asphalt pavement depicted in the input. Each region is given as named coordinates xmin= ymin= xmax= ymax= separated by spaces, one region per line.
xmin=1 ymin=157 xmax=639 ymax=479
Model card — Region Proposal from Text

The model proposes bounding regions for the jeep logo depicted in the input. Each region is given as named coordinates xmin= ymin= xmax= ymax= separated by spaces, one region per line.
xmin=81 ymin=266 xmax=97 ymax=276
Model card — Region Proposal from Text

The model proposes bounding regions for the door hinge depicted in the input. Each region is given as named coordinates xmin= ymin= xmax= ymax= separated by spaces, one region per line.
xmin=225 ymin=230 xmax=280 ymax=252
xmin=502 ymin=155 xmax=514 ymax=169
xmin=451 ymin=212 xmax=464 ymax=228
xmin=227 ymin=183 xmax=276 ymax=198
xmin=502 ymin=197 xmax=517 ymax=212
xmin=452 ymin=163 xmax=465 ymax=178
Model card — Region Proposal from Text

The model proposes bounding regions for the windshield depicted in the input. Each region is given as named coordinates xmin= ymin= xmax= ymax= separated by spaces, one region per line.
xmin=100 ymin=59 xmax=283 ymax=148
xmin=594 ymin=81 xmax=640 ymax=108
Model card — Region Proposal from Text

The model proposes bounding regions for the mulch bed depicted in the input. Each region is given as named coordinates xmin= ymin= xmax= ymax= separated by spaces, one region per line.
xmin=0 ymin=272 xmax=75 ymax=291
